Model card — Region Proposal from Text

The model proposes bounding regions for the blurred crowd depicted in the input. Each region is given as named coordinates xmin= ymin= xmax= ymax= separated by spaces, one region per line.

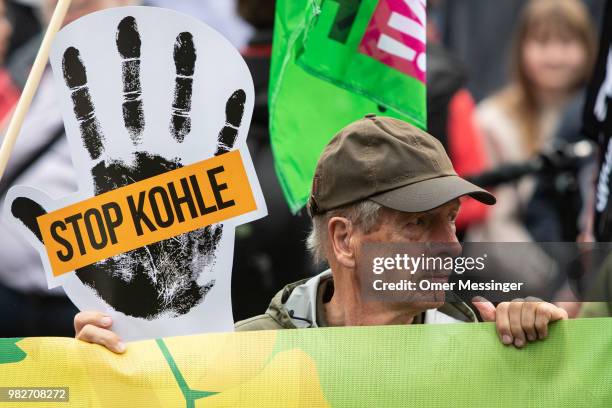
xmin=0 ymin=0 xmax=607 ymax=337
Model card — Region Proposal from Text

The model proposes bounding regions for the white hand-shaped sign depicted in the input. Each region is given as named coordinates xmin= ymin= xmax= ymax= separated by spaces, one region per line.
xmin=4 ymin=7 xmax=266 ymax=341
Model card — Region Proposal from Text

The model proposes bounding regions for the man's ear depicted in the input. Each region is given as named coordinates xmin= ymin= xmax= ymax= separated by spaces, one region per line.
xmin=328 ymin=216 xmax=356 ymax=269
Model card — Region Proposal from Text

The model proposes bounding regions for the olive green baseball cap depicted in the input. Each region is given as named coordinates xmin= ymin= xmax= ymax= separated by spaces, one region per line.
xmin=307 ymin=115 xmax=496 ymax=215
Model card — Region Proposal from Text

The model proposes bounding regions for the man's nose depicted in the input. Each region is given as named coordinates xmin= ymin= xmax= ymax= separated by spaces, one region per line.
xmin=430 ymin=241 xmax=462 ymax=258
xmin=429 ymin=222 xmax=462 ymax=257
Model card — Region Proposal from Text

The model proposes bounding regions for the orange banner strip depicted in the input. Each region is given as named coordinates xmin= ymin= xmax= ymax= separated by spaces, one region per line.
xmin=37 ymin=150 xmax=256 ymax=276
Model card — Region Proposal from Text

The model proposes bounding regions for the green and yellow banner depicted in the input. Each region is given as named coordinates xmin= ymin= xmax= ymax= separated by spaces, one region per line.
xmin=1 ymin=319 xmax=611 ymax=406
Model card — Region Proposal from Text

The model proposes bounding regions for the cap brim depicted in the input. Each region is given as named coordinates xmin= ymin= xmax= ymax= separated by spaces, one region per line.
xmin=369 ymin=175 xmax=496 ymax=212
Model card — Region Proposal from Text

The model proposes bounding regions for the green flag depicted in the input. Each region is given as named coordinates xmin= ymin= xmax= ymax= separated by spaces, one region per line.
xmin=270 ymin=0 xmax=428 ymax=213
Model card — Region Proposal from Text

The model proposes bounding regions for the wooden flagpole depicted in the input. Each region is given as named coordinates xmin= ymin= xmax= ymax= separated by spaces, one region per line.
xmin=0 ymin=0 xmax=72 ymax=182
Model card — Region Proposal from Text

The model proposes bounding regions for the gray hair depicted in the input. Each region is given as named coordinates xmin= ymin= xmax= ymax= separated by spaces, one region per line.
xmin=306 ymin=200 xmax=383 ymax=264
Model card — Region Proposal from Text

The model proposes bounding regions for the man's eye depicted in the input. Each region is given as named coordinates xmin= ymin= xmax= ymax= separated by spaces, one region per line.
xmin=408 ymin=217 xmax=425 ymax=227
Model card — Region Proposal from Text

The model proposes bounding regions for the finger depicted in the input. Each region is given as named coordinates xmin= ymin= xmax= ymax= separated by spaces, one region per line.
xmin=170 ymin=32 xmax=196 ymax=142
xmin=62 ymin=46 xmax=105 ymax=160
xmin=534 ymin=303 xmax=551 ymax=340
xmin=11 ymin=197 xmax=47 ymax=242
xmin=76 ymin=324 xmax=126 ymax=354
xmin=495 ymin=301 xmax=513 ymax=345
xmin=549 ymin=303 xmax=569 ymax=321
xmin=74 ymin=311 xmax=113 ymax=335
xmin=471 ymin=296 xmax=496 ymax=322
xmin=520 ymin=299 xmax=540 ymax=342
xmin=508 ymin=300 xmax=527 ymax=348
xmin=535 ymin=303 xmax=568 ymax=340
xmin=117 ymin=16 xmax=145 ymax=144
xmin=215 ymin=89 xmax=246 ymax=155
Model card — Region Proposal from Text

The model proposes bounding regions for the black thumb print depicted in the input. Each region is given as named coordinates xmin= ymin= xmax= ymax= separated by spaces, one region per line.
xmin=11 ymin=197 xmax=47 ymax=242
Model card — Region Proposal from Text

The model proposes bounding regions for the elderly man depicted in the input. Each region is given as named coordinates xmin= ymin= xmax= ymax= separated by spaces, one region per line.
xmin=75 ymin=116 xmax=567 ymax=353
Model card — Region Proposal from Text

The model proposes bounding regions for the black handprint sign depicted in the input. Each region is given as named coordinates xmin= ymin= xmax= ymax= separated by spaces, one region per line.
xmin=11 ymin=16 xmax=246 ymax=320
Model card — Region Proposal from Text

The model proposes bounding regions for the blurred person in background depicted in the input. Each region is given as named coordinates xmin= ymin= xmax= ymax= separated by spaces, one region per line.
xmin=525 ymin=93 xmax=596 ymax=243
xmin=41 ymin=0 xmax=131 ymax=25
xmin=144 ymin=0 xmax=252 ymax=49
xmin=464 ymin=0 xmax=597 ymax=308
xmin=438 ymin=0 xmax=604 ymax=101
xmin=526 ymin=93 xmax=599 ymax=317
xmin=5 ymin=0 xmax=40 ymax=59
xmin=426 ymin=1 xmax=490 ymax=238
xmin=231 ymin=0 xmax=314 ymax=322
xmin=467 ymin=0 xmax=597 ymax=244
xmin=0 ymin=0 xmax=18 ymax=123
xmin=0 ymin=0 xmax=138 ymax=338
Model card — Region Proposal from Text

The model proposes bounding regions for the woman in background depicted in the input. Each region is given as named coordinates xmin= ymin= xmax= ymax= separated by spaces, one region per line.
xmin=464 ymin=0 xmax=597 ymax=312
xmin=468 ymin=0 xmax=597 ymax=243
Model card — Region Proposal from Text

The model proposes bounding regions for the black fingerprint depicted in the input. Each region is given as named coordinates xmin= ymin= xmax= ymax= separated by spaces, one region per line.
xmin=117 ymin=16 xmax=145 ymax=144
xmin=62 ymin=47 xmax=105 ymax=160
xmin=215 ymin=89 xmax=246 ymax=155
xmin=170 ymin=32 xmax=196 ymax=142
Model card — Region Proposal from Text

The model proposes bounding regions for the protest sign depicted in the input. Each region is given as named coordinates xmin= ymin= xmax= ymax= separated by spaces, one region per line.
xmin=3 ymin=6 xmax=267 ymax=340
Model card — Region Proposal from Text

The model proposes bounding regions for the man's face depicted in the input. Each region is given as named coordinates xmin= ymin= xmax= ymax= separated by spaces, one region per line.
xmin=366 ymin=199 xmax=461 ymax=245
xmin=354 ymin=199 xmax=462 ymax=311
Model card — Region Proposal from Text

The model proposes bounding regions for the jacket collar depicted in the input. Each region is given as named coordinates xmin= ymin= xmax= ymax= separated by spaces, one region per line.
xmin=265 ymin=269 xmax=478 ymax=329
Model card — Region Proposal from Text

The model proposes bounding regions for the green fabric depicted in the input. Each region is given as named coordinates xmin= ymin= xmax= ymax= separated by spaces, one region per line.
xmin=1 ymin=319 xmax=610 ymax=406
xmin=0 ymin=338 xmax=25 ymax=364
xmin=269 ymin=318 xmax=612 ymax=407
xmin=269 ymin=0 xmax=427 ymax=212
